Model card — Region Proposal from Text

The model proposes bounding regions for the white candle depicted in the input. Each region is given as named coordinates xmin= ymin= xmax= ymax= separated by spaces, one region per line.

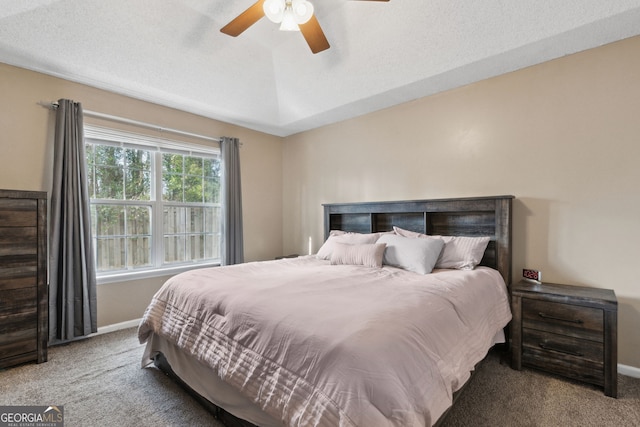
xmin=308 ymin=236 xmax=312 ymax=255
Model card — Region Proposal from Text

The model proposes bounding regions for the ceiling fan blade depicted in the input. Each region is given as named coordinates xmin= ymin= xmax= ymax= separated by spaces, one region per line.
xmin=299 ymin=15 xmax=330 ymax=54
xmin=220 ymin=0 xmax=266 ymax=37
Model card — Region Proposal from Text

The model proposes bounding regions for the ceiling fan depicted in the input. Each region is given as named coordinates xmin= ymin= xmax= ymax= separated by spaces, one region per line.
xmin=220 ymin=0 xmax=389 ymax=54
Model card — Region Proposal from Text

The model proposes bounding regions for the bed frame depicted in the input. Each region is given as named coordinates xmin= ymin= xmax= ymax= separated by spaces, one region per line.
xmin=154 ymin=195 xmax=514 ymax=427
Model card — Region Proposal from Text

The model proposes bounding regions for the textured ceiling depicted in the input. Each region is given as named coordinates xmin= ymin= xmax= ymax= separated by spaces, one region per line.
xmin=2 ymin=0 xmax=640 ymax=136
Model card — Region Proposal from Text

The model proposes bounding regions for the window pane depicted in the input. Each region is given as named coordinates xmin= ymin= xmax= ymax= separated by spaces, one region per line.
xmin=206 ymin=207 xmax=221 ymax=233
xmin=126 ymin=206 xmax=151 ymax=269
xmin=125 ymin=169 xmax=151 ymax=201
xmin=95 ymin=205 xmax=125 ymax=236
xmin=184 ymin=174 xmax=202 ymax=202
xmin=87 ymin=163 xmax=95 ymax=198
xmin=206 ymin=234 xmax=220 ymax=259
xmin=93 ymin=146 xmax=125 ymax=199
xmin=162 ymin=154 xmax=185 ymax=201
xmin=95 ymin=237 xmax=125 ymax=272
xmin=205 ymin=235 xmax=213 ymax=259
xmin=95 ymin=145 xmax=124 ymax=167
xmin=189 ymin=235 xmax=205 ymax=260
xmin=162 ymin=153 xmax=183 ymax=174
xmin=164 ymin=236 xmax=185 ymax=263
xmin=124 ymin=148 xmax=151 ymax=201
xmin=125 ymin=148 xmax=151 ymax=170
xmin=188 ymin=207 xmax=204 ymax=233
xmin=127 ymin=206 xmax=151 ymax=235
xmin=95 ymin=166 xmax=124 ymax=199
xmin=184 ymin=156 xmax=202 ymax=174
xmin=164 ymin=206 xmax=185 ymax=234
xmin=203 ymin=158 xmax=219 ymax=178
xmin=162 ymin=173 xmax=183 ymax=201
xmin=127 ymin=236 xmax=151 ymax=268
xmin=91 ymin=204 xmax=151 ymax=271
xmin=184 ymin=156 xmax=203 ymax=203
xmin=204 ymin=177 xmax=219 ymax=203
xmin=86 ymin=144 xmax=95 ymax=164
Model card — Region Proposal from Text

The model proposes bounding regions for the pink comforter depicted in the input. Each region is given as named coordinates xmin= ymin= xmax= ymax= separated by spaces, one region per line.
xmin=138 ymin=256 xmax=511 ymax=426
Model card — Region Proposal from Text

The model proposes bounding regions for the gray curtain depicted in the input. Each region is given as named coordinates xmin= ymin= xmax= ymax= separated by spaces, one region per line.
xmin=49 ymin=98 xmax=97 ymax=342
xmin=220 ymin=136 xmax=244 ymax=265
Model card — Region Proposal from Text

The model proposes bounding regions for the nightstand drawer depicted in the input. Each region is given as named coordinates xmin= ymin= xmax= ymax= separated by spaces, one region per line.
xmin=522 ymin=328 xmax=603 ymax=361
xmin=522 ymin=298 xmax=603 ymax=342
xmin=522 ymin=345 xmax=604 ymax=386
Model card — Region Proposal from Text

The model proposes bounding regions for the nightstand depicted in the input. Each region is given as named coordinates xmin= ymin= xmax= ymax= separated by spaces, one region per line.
xmin=510 ymin=280 xmax=617 ymax=397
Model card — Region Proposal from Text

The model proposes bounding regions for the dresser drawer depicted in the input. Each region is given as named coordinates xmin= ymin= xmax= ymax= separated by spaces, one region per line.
xmin=0 ymin=198 xmax=38 ymax=226
xmin=0 ymin=309 xmax=38 ymax=346
xmin=522 ymin=298 xmax=603 ymax=342
xmin=0 ymin=255 xmax=38 ymax=291
xmin=0 ymin=310 xmax=38 ymax=353
xmin=0 ymin=333 xmax=39 ymax=360
xmin=0 ymin=288 xmax=38 ymax=316
xmin=0 ymin=226 xmax=38 ymax=257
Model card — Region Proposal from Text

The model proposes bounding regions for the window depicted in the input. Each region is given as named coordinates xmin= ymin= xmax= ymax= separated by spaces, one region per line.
xmin=85 ymin=126 xmax=221 ymax=280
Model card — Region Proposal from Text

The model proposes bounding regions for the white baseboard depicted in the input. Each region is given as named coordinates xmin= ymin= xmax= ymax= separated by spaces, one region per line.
xmin=619 ymin=363 xmax=640 ymax=379
xmin=96 ymin=318 xmax=141 ymax=336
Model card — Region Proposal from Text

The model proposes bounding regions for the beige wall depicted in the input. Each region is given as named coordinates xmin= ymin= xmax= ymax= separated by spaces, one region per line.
xmin=0 ymin=63 xmax=283 ymax=327
xmin=283 ymin=36 xmax=640 ymax=368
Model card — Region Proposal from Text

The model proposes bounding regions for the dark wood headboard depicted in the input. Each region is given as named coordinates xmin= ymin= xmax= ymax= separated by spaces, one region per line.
xmin=323 ymin=195 xmax=514 ymax=286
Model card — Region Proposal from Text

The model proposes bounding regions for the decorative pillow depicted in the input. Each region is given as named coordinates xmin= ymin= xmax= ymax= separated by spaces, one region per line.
xmin=393 ymin=226 xmax=490 ymax=270
xmin=316 ymin=232 xmax=381 ymax=260
xmin=330 ymin=243 xmax=387 ymax=268
xmin=377 ymin=234 xmax=444 ymax=275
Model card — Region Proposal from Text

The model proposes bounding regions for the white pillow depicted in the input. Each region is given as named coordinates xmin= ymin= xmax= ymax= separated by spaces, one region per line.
xmin=393 ymin=226 xmax=490 ymax=270
xmin=330 ymin=243 xmax=387 ymax=268
xmin=377 ymin=234 xmax=444 ymax=275
xmin=392 ymin=226 xmax=423 ymax=238
xmin=316 ymin=232 xmax=381 ymax=260
xmin=434 ymin=235 xmax=490 ymax=270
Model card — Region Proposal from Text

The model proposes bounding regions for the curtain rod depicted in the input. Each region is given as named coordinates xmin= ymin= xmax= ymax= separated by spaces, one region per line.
xmin=38 ymin=101 xmax=220 ymax=144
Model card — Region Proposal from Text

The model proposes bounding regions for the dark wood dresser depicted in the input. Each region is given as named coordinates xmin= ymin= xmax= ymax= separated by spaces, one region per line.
xmin=510 ymin=280 xmax=617 ymax=397
xmin=0 ymin=189 xmax=48 ymax=369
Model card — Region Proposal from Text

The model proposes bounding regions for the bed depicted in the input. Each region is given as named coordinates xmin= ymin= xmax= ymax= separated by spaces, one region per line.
xmin=138 ymin=195 xmax=514 ymax=427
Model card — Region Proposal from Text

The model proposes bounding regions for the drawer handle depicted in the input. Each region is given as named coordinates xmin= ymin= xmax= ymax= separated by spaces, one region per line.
xmin=538 ymin=342 xmax=584 ymax=357
xmin=538 ymin=312 xmax=583 ymax=324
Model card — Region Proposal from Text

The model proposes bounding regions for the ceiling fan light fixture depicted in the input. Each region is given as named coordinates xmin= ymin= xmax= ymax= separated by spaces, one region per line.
xmin=292 ymin=0 xmax=314 ymax=24
xmin=263 ymin=0 xmax=285 ymax=23
xmin=264 ymin=0 xmax=314 ymax=31
xmin=279 ymin=5 xmax=300 ymax=31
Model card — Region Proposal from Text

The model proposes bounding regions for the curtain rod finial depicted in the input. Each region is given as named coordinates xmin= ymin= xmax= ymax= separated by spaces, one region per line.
xmin=37 ymin=101 xmax=58 ymax=110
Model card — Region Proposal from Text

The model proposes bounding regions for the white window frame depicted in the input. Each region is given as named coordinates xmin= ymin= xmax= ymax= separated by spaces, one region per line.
xmin=84 ymin=125 xmax=222 ymax=284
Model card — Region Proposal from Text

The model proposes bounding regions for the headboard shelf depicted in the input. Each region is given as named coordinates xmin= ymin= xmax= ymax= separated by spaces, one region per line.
xmin=323 ymin=195 xmax=514 ymax=286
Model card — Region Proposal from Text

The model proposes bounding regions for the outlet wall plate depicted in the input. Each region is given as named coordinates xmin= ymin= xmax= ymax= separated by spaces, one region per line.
xmin=523 ymin=268 xmax=542 ymax=283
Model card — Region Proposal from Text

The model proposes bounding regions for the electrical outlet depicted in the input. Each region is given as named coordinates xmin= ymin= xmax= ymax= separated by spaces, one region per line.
xmin=522 ymin=268 xmax=542 ymax=282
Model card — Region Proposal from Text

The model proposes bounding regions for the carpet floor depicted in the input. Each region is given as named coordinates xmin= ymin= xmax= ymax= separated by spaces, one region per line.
xmin=1 ymin=327 xmax=638 ymax=426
